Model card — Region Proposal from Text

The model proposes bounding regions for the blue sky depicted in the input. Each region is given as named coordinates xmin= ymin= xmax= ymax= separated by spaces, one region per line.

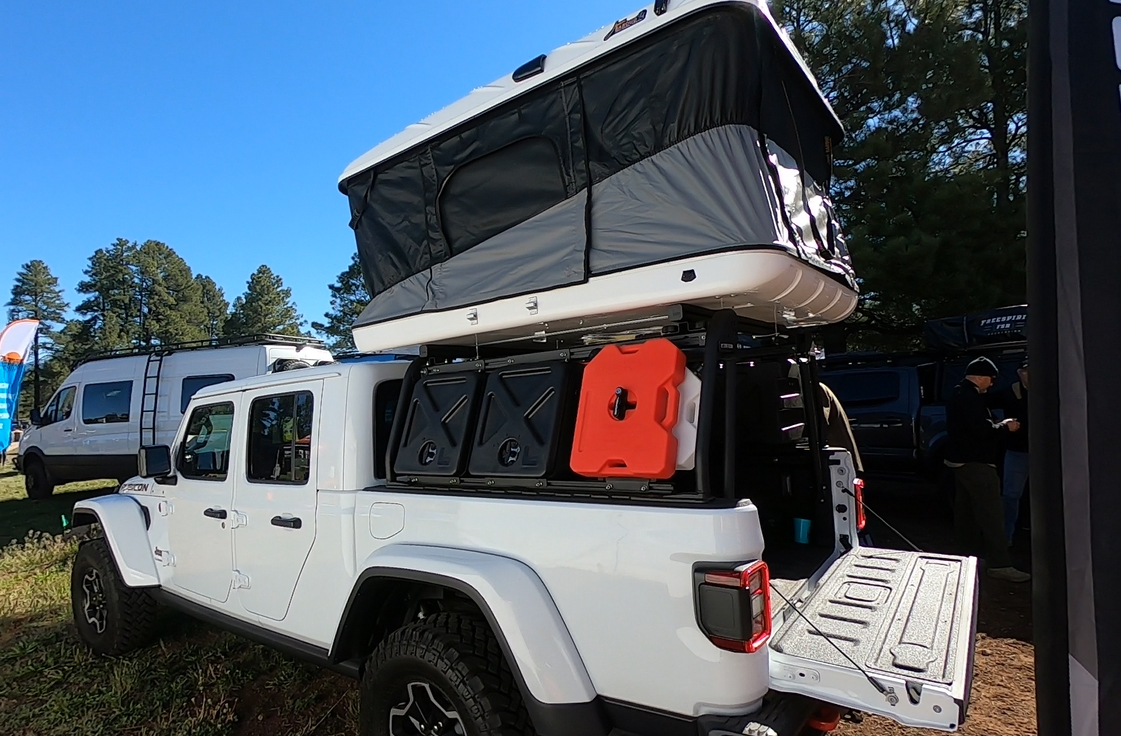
xmin=1 ymin=0 xmax=639 ymax=329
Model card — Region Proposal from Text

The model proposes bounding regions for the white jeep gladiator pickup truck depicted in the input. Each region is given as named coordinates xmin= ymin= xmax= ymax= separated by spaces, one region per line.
xmin=68 ymin=313 xmax=978 ymax=736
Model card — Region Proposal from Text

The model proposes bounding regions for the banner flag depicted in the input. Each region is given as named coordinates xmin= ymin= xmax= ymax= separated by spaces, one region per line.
xmin=0 ymin=320 xmax=39 ymax=452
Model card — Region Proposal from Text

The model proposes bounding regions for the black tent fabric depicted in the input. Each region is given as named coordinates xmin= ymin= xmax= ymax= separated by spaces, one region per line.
xmin=341 ymin=4 xmax=854 ymax=327
xmin=1028 ymin=0 xmax=1121 ymax=734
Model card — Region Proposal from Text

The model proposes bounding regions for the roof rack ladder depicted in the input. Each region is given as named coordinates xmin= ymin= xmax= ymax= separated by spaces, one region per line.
xmin=140 ymin=351 xmax=166 ymax=447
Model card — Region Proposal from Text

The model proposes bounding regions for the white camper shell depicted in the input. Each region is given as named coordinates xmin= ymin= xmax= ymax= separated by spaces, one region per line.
xmin=17 ymin=335 xmax=332 ymax=497
xmin=339 ymin=0 xmax=858 ymax=354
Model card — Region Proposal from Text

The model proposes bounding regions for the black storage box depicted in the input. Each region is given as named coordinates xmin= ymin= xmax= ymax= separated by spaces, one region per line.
xmin=468 ymin=362 xmax=578 ymax=478
xmin=393 ymin=371 xmax=485 ymax=477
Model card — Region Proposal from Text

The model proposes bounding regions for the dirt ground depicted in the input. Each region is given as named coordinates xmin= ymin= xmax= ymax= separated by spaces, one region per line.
xmin=838 ymin=478 xmax=1036 ymax=736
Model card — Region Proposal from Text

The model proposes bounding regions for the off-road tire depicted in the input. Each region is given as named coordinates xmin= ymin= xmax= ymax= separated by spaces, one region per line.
xmin=360 ymin=612 xmax=534 ymax=736
xmin=70 ymin=539 xmax=157 ymax=656
xmin=24 ymin=457 xmax=55 ymax=500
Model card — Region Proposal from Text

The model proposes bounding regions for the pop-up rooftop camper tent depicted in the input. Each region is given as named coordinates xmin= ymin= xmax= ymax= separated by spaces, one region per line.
xmin=339 ymin=0 xmax=858 ymax=353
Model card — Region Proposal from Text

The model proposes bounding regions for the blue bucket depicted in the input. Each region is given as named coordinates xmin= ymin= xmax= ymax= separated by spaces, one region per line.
xmin=793 ymin=518 xmax=812 ymax=544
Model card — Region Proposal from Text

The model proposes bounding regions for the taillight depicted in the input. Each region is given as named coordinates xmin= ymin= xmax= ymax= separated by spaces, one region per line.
xmin=694 ymin=560 xmax=771 ymax=653
xmin=854 ymin=477 xmax=867 ymax=531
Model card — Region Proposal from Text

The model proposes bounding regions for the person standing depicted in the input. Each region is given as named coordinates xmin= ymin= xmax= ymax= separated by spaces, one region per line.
xmin=819 ymin=381 xmax=863 ymax=473
xmin=945 ymin=357 xmax=1030 ymax=582
xmin=991 ymin=359 xmax=1030 ymax=544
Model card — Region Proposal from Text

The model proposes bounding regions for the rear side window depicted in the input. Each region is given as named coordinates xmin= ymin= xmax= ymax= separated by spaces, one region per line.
xmin=179 ymin=403 xmax=235 ymax=481
xmin=247 ymin=392 xmax=314 ymax=484
xmin=82 ymin=381 xmax=133 ymax=424
xmin=181 ymin=375 xmax=235 ymax=413
xmin=438 ymin=137 xmax=567 ymax=255
xmin=822 ymin=371 xmax=901 ymax=407
xmin=373 ymin=380 xmax=402 ymax=479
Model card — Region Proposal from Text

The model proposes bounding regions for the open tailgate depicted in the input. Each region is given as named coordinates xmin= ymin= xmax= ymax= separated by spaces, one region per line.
xmin=769 ymin=548 xmax=979 ymax=732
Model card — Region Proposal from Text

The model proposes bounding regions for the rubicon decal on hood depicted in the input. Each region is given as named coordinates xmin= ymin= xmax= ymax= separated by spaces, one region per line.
xmin=120 ymin=482 xmax=161 ymax=496
xmin=605 ymin=9 xmax=647 ymax=41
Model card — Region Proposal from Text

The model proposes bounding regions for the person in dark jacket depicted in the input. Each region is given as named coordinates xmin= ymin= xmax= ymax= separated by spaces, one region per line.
xmin=990 ymin=359 xmax=1030 ymax=544
xmin=819 ymin=381 xmax=863 ymax=473
xmin=945 ymin=356 xmax=1030 ymax=582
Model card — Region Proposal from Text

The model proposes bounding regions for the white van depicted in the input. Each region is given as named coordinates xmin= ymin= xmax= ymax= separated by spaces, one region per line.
xmin=16 ymin=335 xmax=333 ymax=498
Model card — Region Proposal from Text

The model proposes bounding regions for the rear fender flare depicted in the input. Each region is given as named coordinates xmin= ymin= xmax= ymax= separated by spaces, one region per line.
xmin=336 ymin=544 xmax=597 ymax=706
xmin=72 ymin=495 xmax=158 ymax=588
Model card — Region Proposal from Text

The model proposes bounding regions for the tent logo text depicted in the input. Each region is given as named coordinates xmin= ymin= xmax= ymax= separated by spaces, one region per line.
xmin=605 ymin=10 xmax=647 ymax=41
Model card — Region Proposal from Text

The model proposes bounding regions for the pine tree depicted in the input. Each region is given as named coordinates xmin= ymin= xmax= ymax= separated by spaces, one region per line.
xmin=74 ymin=238 xmax=139 ymax=352
xmin=6 ymin=260 xmax=69 ymax=342
xmin=224 ymin=265 xmax=305 ymax=337
xmin=311 ymin=253 xmax=369 ymax=352
xmin=773 ymin=0 xmax=1027 ymax=349
xmin=6 ymin=260 xmax=70 ymax=413
xmin=195 ymin=275 xmax=229 ymax=339
xmin=133 ymin=240 xmax=209 ymax=346
xmin=73 ymin=238 xmax=219 ymax=353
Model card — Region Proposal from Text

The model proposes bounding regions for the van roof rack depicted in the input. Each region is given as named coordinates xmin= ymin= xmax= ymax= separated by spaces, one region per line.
xmin=78 ymin=334 xmax=328 ymax=365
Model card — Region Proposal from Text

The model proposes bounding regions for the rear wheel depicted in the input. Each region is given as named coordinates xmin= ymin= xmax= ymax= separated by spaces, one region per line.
xmin=24 ymin=457 xmax=55 ymax=500
xmin=359 ymin=612 xmax=533 ymax=736
xmin=70 ymin=539 xmax=158 ymax=656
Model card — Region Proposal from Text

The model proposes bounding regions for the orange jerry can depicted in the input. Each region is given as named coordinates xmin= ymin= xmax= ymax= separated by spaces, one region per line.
xmin=570 ymin=338 xmax=687 ymax=479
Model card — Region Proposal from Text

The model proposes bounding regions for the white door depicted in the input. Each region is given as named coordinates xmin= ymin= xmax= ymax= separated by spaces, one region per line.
xmin=233 ymin=384 xmax=319 ymax=621
xmin=74 ymin=378 xmax=138 ymax=479
xmin=166 ymin=399 xmax=238 ymax=604
xmin=33 ymin=385 xmax=78 ymax=478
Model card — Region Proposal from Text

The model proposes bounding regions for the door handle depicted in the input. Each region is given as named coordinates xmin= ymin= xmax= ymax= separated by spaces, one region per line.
xmin=203 ymin=508 xmax=227 ymax=519
xmin=63 ymin=428 xmax=73 ymax=433
xmin=270 ymin=516 xmax=302 ymax=529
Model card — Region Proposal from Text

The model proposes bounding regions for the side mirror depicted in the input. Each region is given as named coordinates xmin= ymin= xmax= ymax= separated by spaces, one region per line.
xmin=30 ymin=409 xmax=41 ymax=426
xmin=138 ymin=445 xmax=173 ymax=478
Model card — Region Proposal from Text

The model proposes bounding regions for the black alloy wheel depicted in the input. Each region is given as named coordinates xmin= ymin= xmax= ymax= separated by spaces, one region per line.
xmin=360 ymin=613 xmax=533 ymax=736
xmin=70 ymin=539 xmax=158 ymax=656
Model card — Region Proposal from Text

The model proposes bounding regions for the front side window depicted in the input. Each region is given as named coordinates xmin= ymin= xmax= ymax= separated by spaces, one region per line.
xmin=247 ymin=391 xmax=313 ymax=484
xmin=41 ymin=386 xmax=76 ymax=425
xmin=82 ymin=381 xmax=133 ymax=424
xmin=181 ymin=375 xmax=235 ymax=413
xmin=178 ymin=402 xmax=234 ymax=481
xmin=57 ymin=386 xmax=76 ymax=421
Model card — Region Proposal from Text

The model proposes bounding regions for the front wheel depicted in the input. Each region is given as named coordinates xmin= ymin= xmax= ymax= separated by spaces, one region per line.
xmin=24 ymin=457 xmax=55 ymax=500
xmin=360 ymin=613 xmax=533 ymax=736
xmin=70 ymin=539 xmax=158 ymax=656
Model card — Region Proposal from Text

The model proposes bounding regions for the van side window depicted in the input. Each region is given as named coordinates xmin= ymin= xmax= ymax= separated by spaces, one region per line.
xmin=373 ymin=380 xmax=402 ymax=479
xmin=57 ymin=387 xmax=76 ymax=421
xmin=247 ymin=392 xmax=313 ymax=484
xmin=82 ymin=381 xmax=133 ymax=424
xmin=41 ymin=386 xmax=76 ymax=425
xmin=181 ymin=375 xmax=236 ymax=413
xmin=179 ymin=403 xmax=235 ymax=481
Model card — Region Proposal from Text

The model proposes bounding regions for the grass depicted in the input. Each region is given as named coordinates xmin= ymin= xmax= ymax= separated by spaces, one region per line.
xmin=0 ymin=468 xmax=358 ymax=735
xmin=0 ymin=469 xmax=118 ymax=547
